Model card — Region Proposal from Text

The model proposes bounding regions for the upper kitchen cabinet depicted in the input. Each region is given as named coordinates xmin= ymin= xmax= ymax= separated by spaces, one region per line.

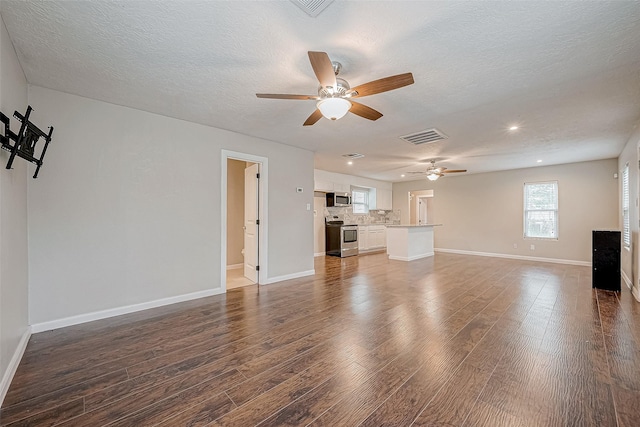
xmin=333 ymin=182 xmax=351 ymax=193
xmin=315 ymin=179 xmax=334 ymax=192
xmin=314 ymin=170 xmax=356 ymax=193
xmin=376 ymin=189 xmax=393 ymax=210
xmin=314 ymin=170 xmax=393 ymax=209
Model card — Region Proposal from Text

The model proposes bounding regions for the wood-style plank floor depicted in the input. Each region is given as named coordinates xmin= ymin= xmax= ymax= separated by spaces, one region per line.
xmin=2 ymin=253 xmax=639 ymax=426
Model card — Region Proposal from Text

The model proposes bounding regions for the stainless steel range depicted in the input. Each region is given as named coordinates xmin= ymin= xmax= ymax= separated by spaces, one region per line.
xmin=325 ymin=221 xmax=359 ymax=257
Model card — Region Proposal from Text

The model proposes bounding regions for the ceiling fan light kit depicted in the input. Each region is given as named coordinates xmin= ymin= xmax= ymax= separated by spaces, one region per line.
xmin=427 ymin=172 xmax=440 ymax=181
xmin=256 ymin=51 xmax=414 ymax=125
xmin=317 ymin=98 xmax=352 ymax=120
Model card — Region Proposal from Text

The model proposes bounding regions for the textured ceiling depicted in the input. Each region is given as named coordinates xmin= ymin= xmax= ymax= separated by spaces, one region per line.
xmin=2 ymin=1 xmax=640 ymax=181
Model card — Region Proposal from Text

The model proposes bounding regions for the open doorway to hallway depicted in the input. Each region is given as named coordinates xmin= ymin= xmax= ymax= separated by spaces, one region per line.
xmin=408 ymin=190 xmax=434 ymax=225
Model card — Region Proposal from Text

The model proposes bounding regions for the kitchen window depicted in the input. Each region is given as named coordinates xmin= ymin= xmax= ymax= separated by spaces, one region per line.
xmin=524 ymin=181 xmax=558 ymax=239
xmin=351 ymin=187 xmax=369 ymax=214
xmin=623 ymin=164 xmax=630 ymax=248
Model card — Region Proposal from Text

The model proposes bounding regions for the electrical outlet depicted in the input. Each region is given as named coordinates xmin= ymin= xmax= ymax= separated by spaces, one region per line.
xmin=530 ymin=244 xmax=535 ymax=251
xmin=513 ymin=243 xmax=517 ymax=249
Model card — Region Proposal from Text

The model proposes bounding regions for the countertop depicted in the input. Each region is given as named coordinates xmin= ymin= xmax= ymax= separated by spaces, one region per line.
xmin=386 ymin=224 xmax=442 ymax=228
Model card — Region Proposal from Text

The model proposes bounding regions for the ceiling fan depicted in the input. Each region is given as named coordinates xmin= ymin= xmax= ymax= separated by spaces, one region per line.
xmin=256 ymin=51 xmax=414 ymax=126
xmin=407 ymin=160 xmax=467 ymax=181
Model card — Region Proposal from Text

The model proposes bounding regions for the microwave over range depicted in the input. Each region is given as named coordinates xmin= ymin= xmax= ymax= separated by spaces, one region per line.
xmin=326 ymin=192 xmax=351 ymax=207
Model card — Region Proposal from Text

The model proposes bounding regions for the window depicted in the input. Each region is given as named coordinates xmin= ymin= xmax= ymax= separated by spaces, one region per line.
xmin=351 ymin=187 xmax=369 ymax=214
xmin=524 ymin=181 xmax=558 ymax=239
xmin=623 ymin=164 xmax=630 ymax=248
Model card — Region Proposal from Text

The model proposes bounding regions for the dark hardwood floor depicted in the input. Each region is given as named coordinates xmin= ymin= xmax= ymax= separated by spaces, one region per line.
xmin=2 ymin=253 xmax=639 ymax=426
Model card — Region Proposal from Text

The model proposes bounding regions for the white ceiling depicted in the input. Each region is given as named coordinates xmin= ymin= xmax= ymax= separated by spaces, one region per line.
xmin=2 ymin=1 xmax=640 ymax=182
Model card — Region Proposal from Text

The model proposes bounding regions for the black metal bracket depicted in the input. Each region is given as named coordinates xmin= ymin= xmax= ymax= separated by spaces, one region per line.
xmin=0 ymin=105 xmax=53 ymax=178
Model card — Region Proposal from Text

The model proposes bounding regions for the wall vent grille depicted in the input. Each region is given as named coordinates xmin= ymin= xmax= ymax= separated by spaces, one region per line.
xmin=400 ymin=128 xmax=448 ymax=145
xmin=290 ymin=0 xmax=334 ymax=17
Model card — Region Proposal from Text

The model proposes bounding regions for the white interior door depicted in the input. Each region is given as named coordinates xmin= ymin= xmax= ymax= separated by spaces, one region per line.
xmin=419 ymin=198 xmax=428 ymax=224
xmin=244 ymin=163 xmax=259 ymax=283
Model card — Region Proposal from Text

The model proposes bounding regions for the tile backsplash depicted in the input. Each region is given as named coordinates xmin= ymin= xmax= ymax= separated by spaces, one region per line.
xmin=325 ymin=206 xmax=400 ymax=225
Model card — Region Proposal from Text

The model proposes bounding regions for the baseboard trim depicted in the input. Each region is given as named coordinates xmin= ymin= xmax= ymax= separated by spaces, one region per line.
xmin=388 ymin=252 xmax=434 ymax=262
xmin=434 ymin=248 xmax=591 ymax=267
xmin=31 ymin=288 xmax=225 ymax=333
xmin=622 ymin=270 xmax=632 ymax=290
xmin=623 ymin=271 xmax=639 ymax=301
xmin=0 ymin=327 xmax=31 ymax=405
xmin=314 ymin=252 xmax=325 ymax=257
xmin=226 ymin=264 xmax=243 ymax=270
xmin=263 ymin=269 xmax=315 ymax=285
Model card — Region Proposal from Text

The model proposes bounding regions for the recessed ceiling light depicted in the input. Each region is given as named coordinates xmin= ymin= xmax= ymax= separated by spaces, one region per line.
xmin=348 ymin=161 xmax=353 ymax=165
xmin=537 ymin=159 xmax=542 ymax=163
xmin=401 ymin=174 xmax=405 ymax=177
xmin=509 ymin=125 xmax=519 ymax=131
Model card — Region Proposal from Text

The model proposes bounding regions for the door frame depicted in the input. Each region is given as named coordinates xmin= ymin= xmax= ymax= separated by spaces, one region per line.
xmin=407 ymin=190 xmax=434 ymax=224
xmin=221 ymin=150 xmax=268 ymax=290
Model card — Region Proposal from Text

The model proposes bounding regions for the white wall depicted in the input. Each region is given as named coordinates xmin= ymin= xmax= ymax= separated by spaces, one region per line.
xmin=393 ymin=159 xmax=619 ymax=264
xmin=27 ymin=86 xmax=315 ymax=326
xmin=313 ymin=192 xmax=326 ymax=255
xmin=0 ymin=14 xmax=29 ymax=402
xmin=618 ymin=123 xmax=640 ymax=299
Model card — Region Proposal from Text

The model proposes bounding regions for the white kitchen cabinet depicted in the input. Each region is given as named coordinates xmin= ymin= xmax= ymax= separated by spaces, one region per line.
xmin=368 ymin=225 xmax=387 ymax=249
xmin=376 ymin=189 xmax=393 ymax=210
xmin=359 ymin=225 xmax=386 ymax=251
xmin=333 ymin=182 xmax=350 ymax=193
xmin=313 ymin=173 xmax=350 ymax=194
xmin=314 ymin=179 xmax=333 ymax=192
xmin=358 ymin=226 xmax=368 ymax=250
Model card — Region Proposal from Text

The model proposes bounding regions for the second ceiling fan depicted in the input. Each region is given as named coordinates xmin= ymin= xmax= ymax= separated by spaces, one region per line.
xmin=256 ymin=51 xmax=414 ymax=126
xmin=407 ymin=160 xmax=467 ymax=181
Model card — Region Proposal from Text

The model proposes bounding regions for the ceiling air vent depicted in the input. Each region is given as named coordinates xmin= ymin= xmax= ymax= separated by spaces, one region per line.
xmin=290 ymin=0 xmax=334 ymax=17
xmin=400 ymin=128 xmax=448 ymax=145
xmin=342 ymin=153 xmax=365 ymax=159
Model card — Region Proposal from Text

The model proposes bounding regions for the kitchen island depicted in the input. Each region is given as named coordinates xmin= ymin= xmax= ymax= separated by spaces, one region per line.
xmin=386 ymin=224 xmax=441 ymax=261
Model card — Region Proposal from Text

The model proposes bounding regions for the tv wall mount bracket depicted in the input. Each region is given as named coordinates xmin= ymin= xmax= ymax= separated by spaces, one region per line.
xmin=0 ymin=105 xmax=53 ymax=179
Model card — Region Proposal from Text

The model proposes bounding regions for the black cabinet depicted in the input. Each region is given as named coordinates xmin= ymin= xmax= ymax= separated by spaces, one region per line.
xmin=592 ymin=230 xmax=621 ymax=292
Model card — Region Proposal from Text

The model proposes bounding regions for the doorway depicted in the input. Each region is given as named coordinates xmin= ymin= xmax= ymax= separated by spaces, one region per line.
xmin=221 ymin=150 xmax=268 ymax=291
xmin=417 ymin=196 xmax=430 ymax=224
xmin=408 ymin=190 xmax=434 ymax=225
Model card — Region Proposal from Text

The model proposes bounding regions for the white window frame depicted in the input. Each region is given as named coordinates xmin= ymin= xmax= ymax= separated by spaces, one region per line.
xmin=623 ymin=164 xmax=630 ymax=249
xmin=524 ymin=181 xmax=558 ymax=240
xmin=351 ymin=187 xmax=369 ymax=215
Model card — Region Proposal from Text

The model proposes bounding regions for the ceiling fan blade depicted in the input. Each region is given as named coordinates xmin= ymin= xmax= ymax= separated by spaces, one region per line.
xmin=442 ymin=169 xmax=467 ymax=173
xmin=256 ymin=93 xmax=318 ymax=100
xmin=303 ymin=109 xmax=323 ymax=126
xmin=308 ymin=51 xmax=337 ymax=90
xmin=350 ymin=73 xmax=414 ymax=98
xmin=349 ymin=101 xmax=383 ymax=121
